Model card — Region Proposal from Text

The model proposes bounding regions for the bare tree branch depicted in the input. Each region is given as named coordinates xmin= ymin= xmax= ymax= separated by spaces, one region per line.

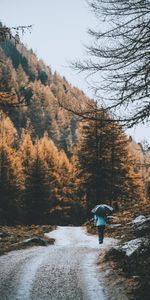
xmin=73 ymin=0 xmax=150 ymax=126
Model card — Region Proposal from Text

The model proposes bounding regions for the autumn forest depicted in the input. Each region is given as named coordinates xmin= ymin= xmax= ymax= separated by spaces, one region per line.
xmin=0 ymin=23 xmax=146 ymax=226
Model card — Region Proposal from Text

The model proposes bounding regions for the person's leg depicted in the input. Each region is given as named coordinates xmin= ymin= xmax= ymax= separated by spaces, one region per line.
xmin=101 ymin=225 xmax=105 ymax=242
xmin=98 ymin=226 xmax=102 ymax=243
xmin=98 ymin=225 xmax=105 ymax=243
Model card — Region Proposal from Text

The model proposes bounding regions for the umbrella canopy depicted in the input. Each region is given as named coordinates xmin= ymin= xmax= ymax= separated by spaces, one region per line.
xmin=91 ymin=204 xmax=113 ymax=217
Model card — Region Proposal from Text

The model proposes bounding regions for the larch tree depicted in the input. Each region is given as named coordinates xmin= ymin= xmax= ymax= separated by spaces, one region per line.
xmin=38 ymin=133 xmax=74 ymax=224
xmin=74 ymin=108 xmax=145 ymax=215
xmin=23 ymin=140 xmax=51 ymax=225
xmin=54 ymin=149 xmax=78 ymax=223
xmin=0 ymin=111 xmax=18 ymax=146
xmin=18 ymin=129 xmax=35 ymax=176
xmin=0 ymin=116 xmax=24 ymax=224
xmin=0 ymin=22 xmax=32 ymax=44
xmin=38 ymin=133 xmax=58 ymax=211
xmin=0 ymin=24 xmax=33 ymax=109
xmin=18 ymin=130 xmax=35 ymax=222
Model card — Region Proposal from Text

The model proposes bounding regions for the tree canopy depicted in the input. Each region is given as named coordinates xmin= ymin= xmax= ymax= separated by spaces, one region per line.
xmin=0 ymin=22 xmax=33 ymax=107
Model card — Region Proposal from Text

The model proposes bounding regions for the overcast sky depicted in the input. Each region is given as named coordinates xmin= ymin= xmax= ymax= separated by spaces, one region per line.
xmin=1 ymin=0 xmax=150 ymax=143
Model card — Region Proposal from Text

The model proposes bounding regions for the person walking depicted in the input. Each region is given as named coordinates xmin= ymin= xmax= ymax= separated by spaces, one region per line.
xmin=94 ymin=214 xmax=106 ymax=244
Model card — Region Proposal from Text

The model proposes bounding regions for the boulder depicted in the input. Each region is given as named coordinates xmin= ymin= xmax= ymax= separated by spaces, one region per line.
xmin=133 ymin=217 xmax=150 ymax=237
xmin=21 ymin=237 xmax=49 ymax=246
xmin=121 ymin=237 xmax=150 ymax=257
xmin=132 ymin=215 xmax=146 ymax=226
xmin=107 ymin=237 xmax=150 ymax=275
xmin=12 ymin=236 xmax=55 ymax=248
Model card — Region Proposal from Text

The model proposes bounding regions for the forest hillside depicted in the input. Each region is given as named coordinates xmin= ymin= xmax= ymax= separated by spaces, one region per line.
xmin=0 ymin=25 xmax=92 ymax=157
xmin=0 ymin=24 xmax=149 ymax=227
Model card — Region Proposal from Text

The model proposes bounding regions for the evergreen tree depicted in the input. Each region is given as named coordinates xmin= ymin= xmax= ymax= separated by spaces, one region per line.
xmin=38 ymin=133 xmax=58 ymax=211
xmin=0 ymin=137 xmax=23 ymax=224
xmin=53 ymin=149 xmax=77 ymax=223
xmin=75 ymin=109 xmax=145 ymax=215
xmin=19 ymin=129 xmax=35 ymax=176
xmin=38 ymin=133 xmax=79 ymax=224
xmin=24 ymin=142 xmax=50 ymax=224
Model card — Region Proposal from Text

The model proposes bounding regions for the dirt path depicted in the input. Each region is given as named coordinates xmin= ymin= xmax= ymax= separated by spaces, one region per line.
xmin=0 ymin=226 xmax=128 ymax=300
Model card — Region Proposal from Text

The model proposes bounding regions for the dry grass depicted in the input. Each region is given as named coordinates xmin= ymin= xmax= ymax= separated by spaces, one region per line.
xmin=0 ymin=224 xmax=56 ymax=255
xmin=98 ymin=252 xmax=140 ymax=300
xmin=87 ymin=202 xmax=150 ymax=242
xmin=86 ymin=201 xmax=150 ymax=300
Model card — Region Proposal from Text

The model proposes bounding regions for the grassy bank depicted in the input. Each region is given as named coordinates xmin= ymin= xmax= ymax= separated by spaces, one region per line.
xmin=0 ymin=224 xmax=55 ymax=255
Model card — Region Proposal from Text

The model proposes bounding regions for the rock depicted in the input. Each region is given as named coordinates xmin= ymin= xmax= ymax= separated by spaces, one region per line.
xmin=104 ymin=269 xmax=114 ymax=277
xmin=0 ymin=231 xmax=10 ymax=238
xmin=120 ymin=235 xmax=125 ymax=239
xmin=106 ymin=237 xmax=150 ymax=276
xmin=121 ymin=237 xmax=150 ymax=257
xmin=12 ymin=236 xmax=55 ymax=248
xmin=132 ymin=275 xmax=140 ymax=280
xmin=108 ymin=224 xmax=122 ymax=228
xmin=21 ymin=237 xmax=49 ymax=246
xmin=133 ymin=217 xmax=150 ymax=237
xmin=132 ymin=215 xmax=146 ymax=226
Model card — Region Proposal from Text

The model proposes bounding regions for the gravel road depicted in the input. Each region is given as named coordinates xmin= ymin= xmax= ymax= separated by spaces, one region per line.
xmin=0 ymin=226 xmax=128 ymax=300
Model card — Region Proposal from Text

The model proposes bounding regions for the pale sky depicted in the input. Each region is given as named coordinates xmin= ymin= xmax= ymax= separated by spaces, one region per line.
xmin=1 ymin=0 xmax=150 ymax=143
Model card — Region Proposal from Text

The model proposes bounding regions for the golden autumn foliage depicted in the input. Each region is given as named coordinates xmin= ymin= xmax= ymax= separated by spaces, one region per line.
xmin=0 ymin=28 xmax=148 ymax=225
xmin=74 ymin=110 xmax=145 ymax=214
xmin=0 ymin=111 xmax=18 ymax=145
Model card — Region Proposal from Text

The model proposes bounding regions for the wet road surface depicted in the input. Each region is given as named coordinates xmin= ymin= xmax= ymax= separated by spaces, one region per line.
xmin=0 ymin=226 xmax=127 ymax=300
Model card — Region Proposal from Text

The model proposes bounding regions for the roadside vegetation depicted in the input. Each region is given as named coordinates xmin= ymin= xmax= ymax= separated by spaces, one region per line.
xmin=86 ymin=201 xmax=150 ymax=300
xmin=0 ymin=225 xmax=55 ymax=256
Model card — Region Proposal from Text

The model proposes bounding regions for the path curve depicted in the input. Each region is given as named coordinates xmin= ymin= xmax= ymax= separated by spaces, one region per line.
xmin=0 ymin=226 xmax=127 ymax=300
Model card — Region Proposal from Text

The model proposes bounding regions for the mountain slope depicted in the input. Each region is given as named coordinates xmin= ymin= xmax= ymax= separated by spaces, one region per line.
xmin=0 ymin=35 xmax=91 ymax=156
